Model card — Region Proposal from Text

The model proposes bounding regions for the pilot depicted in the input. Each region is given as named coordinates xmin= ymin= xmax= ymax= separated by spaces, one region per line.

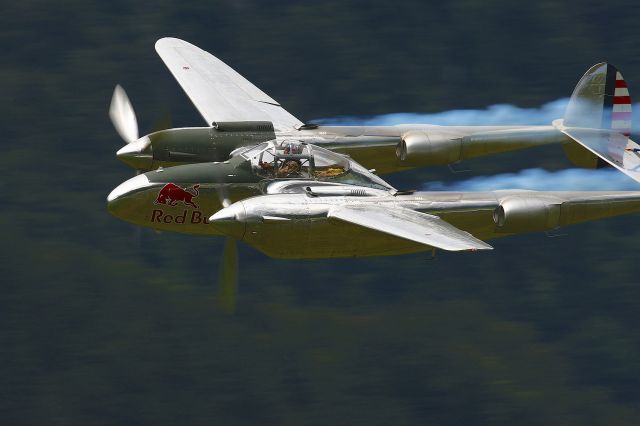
xmin=259 ymin=160 xmax=275 ymax=176
xmin=277 ymin=159 xmax=301 ymax=177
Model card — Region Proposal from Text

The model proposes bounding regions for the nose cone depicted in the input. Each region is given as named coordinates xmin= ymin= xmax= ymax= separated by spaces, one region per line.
xmin=209 ymin=202 xmax=247 ymax=239
xmin=117 ymin=136 xmax=152 ymax=170
xmin=209 ymin=203 xmax=244 ymax=222
xmin=108 ymin=173 xmax=151 ymax=203
xmin=107 ymin=173 xmax=152 ymax=217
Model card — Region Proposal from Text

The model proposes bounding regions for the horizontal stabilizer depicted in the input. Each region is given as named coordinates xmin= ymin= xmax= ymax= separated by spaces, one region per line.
xmin=554 ymin=119 xmax=640 ymax=184
xmin=327 ymin=204 xmax=492 ymax=251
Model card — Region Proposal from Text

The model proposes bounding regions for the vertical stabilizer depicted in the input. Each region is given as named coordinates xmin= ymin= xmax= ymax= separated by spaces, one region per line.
xmin=562 ymin=63 xmax=633 ymax=168
xmin=564 ymin=63 xmax=632 ymax=133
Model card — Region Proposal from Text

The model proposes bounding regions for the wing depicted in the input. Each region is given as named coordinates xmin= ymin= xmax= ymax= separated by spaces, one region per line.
xmin=554 ymin=120 xmax=640 ymax=183
xmin=155 ymin=37 xmax=303 ymax=131
xmin=327 ymin=204 xmax=492 ymax=251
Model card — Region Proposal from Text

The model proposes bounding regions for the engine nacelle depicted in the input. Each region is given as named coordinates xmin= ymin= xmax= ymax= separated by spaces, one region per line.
xmin=493 ymin=196 xmax=561 ymax=233
xmin=396 ymin=131 xmax=461 ymax=166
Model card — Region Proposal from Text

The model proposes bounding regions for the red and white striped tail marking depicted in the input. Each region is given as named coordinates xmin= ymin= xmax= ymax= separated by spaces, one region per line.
xmin=612 ymin=71 xmax=632 ymax=136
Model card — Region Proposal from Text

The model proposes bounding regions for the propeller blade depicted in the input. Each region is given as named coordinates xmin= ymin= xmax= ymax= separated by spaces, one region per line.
xmin=214 ymin=174 xmax=232 ymax=208
xmin=217 ymin=237 xmax=238 ymax=313
xmin=109 ymin=85 xmax=139 ymax=144
xmin=218 ymin=185 xmax=232 ymax=208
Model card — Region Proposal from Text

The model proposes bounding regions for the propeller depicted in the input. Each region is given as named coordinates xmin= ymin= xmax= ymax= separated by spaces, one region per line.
xmin=108 ymin=86 xmax=239 ymax=306
xmin=217 ymin=184 xmax=232 ymax=208
xmin=109 ymin=85 xmax=238 ymax=309
xmin=217 ymin=237 xmax=239 ymax=313
xmin=109 ymin=85 xmax=165 ymax=172
xmin=214 ymin=179 xmax=238 ymax=312
xmin=109 ymin=85 xmax=139 ymax=144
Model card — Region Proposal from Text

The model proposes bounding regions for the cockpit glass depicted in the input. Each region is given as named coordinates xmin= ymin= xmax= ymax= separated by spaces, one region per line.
xmin=239 ymin=142 xmax=269 ymax=160
xmin=311 ymin=146 xmax=349 ymax=179
xmin=245 ymin=140 xmax=392 ymax=191
xmin=250 ymin=141 xmax=312 ymax=178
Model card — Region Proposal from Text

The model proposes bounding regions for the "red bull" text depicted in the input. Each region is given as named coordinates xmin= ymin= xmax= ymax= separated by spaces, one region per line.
xmin=151 ymin=209 xmax=209 ymax=224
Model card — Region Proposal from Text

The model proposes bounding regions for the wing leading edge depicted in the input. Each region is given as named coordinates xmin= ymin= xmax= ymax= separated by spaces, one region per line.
xmin=155 ymin=37 xmax=303 ymax=131
xmin=327 ymin=204 xmax=493 ymax=251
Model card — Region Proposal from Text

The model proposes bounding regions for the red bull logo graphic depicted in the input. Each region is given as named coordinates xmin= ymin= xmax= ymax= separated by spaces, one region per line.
xmin=151 ymin=183 xmax=209 ymax=225
xmin=155 ymin=183 xmax=200 ymax=208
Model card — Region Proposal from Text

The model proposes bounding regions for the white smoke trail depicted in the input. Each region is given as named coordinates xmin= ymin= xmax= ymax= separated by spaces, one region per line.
xmin=315 ymin=99 xmax=569 ymax=126
xmin=315 ymin=98 xmax=640 ymax=128
xmin=423 ymin=168 xmax=639 ymax=191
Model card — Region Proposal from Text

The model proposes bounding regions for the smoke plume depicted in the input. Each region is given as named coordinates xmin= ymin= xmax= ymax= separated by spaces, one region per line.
xmin=315 ymin=99 xmax=571 ymax=126
xmin=423 ymin=168 xmax=638 ymax=191
xmin=315 ymin=98 xmax=640 ymax=128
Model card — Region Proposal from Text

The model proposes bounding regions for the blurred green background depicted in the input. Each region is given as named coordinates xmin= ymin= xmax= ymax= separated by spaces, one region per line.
xmin=3 ymin=1 xmax=640 ymax=424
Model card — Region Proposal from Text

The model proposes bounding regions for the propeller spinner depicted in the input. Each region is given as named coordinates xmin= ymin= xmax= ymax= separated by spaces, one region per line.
xmin=109 ymin=85 xmax=152 ymax=170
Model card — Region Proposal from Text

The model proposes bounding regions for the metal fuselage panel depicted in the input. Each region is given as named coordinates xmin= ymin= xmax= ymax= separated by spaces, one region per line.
xmin=148 ymin=126 xmax=275 ymax=169
xmin=107 ymin=183 xmax=259 ymax=235
xmin=108 ymin=158 xmax=262 ymax=235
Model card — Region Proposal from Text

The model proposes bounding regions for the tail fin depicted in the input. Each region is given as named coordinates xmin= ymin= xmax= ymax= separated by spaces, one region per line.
xmin=564 ymin=63 xmax=632 ymax=133
xmin=554 ymin=63 xmax=640 ymax=184
xmin=561 ymin=63 xmax=634 ymax=169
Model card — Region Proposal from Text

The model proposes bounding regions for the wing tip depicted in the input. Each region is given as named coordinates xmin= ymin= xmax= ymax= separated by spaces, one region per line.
xmin=447 ymin=241 xmax=493 ymax=252
xmin=155 ymin=37 xmax=195 ymax=52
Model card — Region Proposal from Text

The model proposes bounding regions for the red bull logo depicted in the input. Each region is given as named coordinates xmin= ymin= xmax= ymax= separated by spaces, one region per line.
xmin=155 ymin=183 xmax=200 ymax=208
xmin=151 ymin=183 xmax=210 ymax=226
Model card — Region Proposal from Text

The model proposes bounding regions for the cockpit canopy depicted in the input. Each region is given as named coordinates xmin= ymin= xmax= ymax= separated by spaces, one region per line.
xmin=238 ymin=140 xmax=393 ymax=191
